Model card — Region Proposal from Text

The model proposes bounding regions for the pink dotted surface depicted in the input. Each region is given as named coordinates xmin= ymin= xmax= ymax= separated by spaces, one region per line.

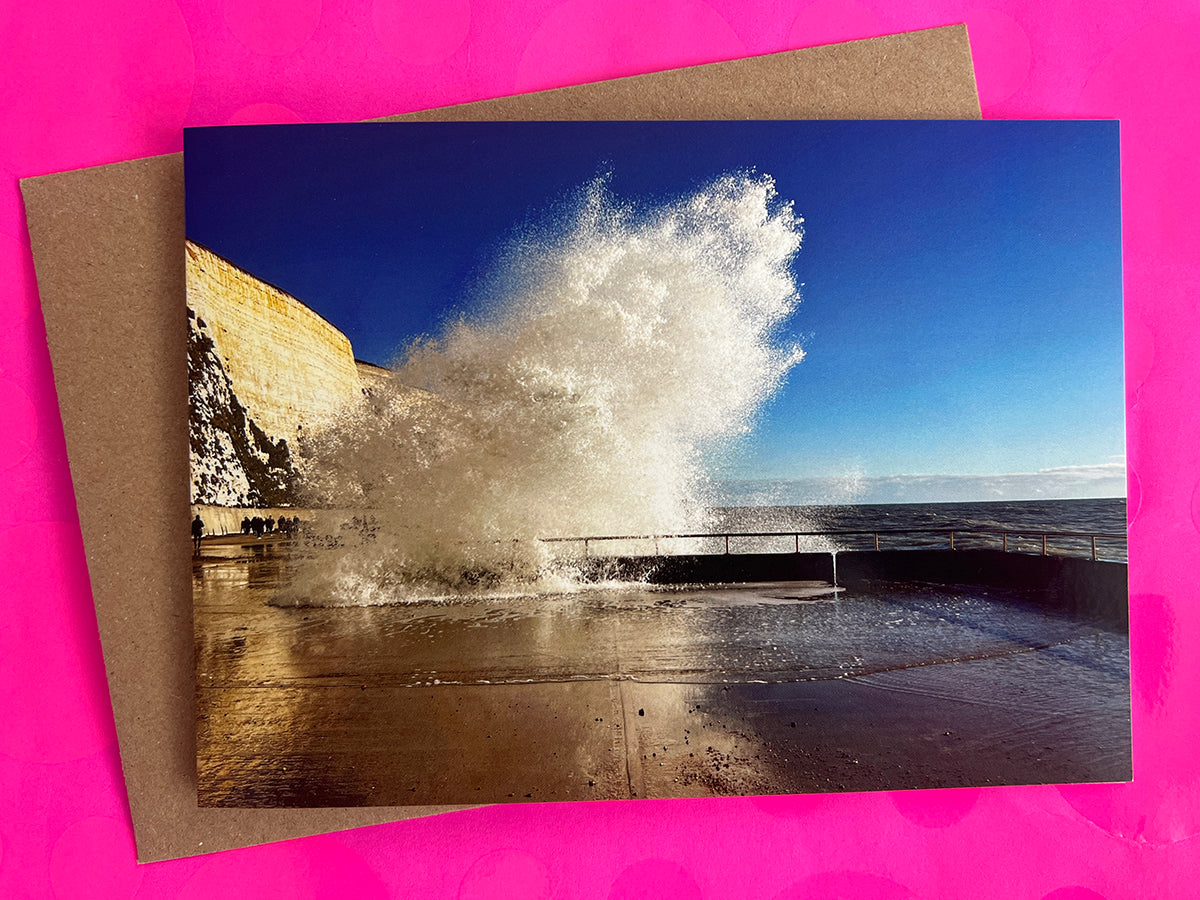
xmin=1 ymin=1 xmax=1196 ymax=895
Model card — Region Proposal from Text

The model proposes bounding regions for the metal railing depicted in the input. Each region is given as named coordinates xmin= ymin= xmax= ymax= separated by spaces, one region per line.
xmin=538 ymin=528 xmax=1127 ymax=562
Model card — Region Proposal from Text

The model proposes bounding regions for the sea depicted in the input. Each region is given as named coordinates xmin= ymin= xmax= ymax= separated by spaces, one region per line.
xmin=698 ymin=496 xmax=1128 ymax=562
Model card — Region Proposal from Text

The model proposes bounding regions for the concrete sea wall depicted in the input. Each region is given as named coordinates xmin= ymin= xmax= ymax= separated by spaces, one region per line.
xmin=191 ymin=504 xmax=314 ymax=537
xmin=577 ymin=549 xmax=1129 ymax=627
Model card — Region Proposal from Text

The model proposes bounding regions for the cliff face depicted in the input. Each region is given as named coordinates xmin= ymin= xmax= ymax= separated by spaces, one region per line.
xmin=185 ymin=241 xmax=365 ymax=444
xmin=355 ymin=360 xmax=394 ymax=398
xmin=185 ymin=241 xmax=436 ymax=509
xmin=189 ymin=309 xmax=298 ymax=507
xmin=186 ymin=240 xmax=368 ymax=507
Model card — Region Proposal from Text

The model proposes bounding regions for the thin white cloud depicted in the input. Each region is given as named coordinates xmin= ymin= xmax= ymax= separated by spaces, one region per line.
xmin=1036 ymin=462 xmax=1127 ymax=478
xmin=716 ymin=463 xmax=1127 ymax=506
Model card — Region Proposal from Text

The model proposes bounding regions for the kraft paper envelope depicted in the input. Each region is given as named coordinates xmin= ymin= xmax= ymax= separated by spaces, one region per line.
xmin=21 ymin=25 xmax=980 ymax=862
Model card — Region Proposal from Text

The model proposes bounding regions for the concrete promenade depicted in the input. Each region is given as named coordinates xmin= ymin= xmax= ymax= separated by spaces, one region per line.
xmin=194 ymin=545 xmax=1131 ymax=807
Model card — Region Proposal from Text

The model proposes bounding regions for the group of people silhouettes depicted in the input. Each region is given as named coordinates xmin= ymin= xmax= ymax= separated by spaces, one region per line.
xmin=240 ymin=514 xmax=302 ymax=537
xmin=190 ymin=512 xmax=306 ymax=556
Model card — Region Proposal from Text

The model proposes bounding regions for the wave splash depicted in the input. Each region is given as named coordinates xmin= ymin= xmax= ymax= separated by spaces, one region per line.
xmin=289 ymin=173 xmax=805 ymax=604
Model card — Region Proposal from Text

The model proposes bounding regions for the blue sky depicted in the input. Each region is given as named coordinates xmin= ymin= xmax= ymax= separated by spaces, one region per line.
xmin=184 ymin=121 xmax=1124 ymax=501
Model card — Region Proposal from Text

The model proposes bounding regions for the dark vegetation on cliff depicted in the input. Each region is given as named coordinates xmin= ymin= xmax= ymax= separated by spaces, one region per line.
xmin=188 ymin=308 xmax=299 ymax=507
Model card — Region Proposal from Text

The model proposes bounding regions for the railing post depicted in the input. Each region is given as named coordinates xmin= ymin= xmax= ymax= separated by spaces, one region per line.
xmin=874 ymin=532 xmax=879 ymax=552
xmin=1091 ymin=535 xmax=1097 ymax=561
xmin=1003 ymin=533 xmax=1008 ymax=553
xmin=795 ymin=533 xmax=799 ymax=553
xmin=949 ymin=531 xmax=955 ymax=550
xmin=724 ymin=535 xmax=730 ymax=555
xmin=654 ymin=536 xmax=660 ymax=556
xmin=584 ymin=538 xmax=589 ymax=559
xmin=1041 ymin=534 xmax=1047 ymax=556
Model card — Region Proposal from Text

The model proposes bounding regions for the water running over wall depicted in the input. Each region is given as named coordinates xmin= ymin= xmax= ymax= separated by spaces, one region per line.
xmin=288 ymin=173 xmax=805 ymax=604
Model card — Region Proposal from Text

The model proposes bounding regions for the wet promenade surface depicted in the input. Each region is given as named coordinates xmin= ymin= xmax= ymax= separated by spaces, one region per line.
xmin=195 ymin=546 xmax=1131 ymax=807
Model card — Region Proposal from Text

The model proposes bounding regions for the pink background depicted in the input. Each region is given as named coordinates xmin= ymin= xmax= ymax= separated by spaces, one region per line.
xmin=1 ymin=1 xmax=1196 ymax=896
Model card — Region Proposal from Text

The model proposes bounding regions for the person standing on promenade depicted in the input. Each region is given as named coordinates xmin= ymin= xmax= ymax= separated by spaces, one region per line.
xmin=191 ymin=514 xmax=205 ymax=556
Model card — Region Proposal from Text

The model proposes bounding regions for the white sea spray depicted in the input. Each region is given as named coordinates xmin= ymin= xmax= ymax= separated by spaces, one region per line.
xmin=287 ymin=172 xmax=805 ymax=604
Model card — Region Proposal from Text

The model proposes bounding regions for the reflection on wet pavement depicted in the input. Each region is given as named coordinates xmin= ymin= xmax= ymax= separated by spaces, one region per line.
xmin=195 ymin=549 xmax=1131 ymax=806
